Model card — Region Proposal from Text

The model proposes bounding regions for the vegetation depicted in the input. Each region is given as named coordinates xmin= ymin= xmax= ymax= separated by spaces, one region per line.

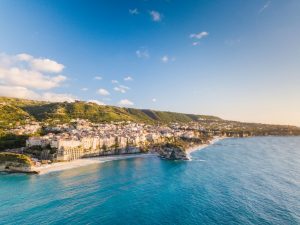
xmin=0 ymin=133 xmax=29 ymax=150
xmin=163 ymin=142 xmax=184 ymax=149
xmin=0 ymin=152 xmax=33 ymax=166
xmin=0 ymin=97 xmax=299 ymax=151
xmin=0 ymin=104 xmax=33 ymax=128
xmin=0 ymin=97 xmax=221 ymax=125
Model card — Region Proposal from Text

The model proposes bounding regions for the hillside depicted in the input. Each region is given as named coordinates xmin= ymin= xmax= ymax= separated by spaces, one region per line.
xmin=0 ymin=104 xmax=33 ymax=128
xmin=0 ymin=96 xmax=300 ymax=151
xmin=0 ymin=97 xmax=221 ymax=126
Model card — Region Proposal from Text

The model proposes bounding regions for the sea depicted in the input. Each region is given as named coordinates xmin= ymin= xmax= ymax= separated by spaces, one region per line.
xmin=0 ymin=137 xmax=299 ymax=225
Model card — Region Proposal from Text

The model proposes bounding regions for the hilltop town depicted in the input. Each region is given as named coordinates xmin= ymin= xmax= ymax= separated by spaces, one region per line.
xmin=1 ymin=97 xmax=300 ymax=173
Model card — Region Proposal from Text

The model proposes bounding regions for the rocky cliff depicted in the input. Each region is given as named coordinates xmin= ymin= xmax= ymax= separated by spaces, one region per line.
xmin=156 ymin=143 xmax=189 ymax=160
xmin=0 ymin=152 xmax=38 ymax=174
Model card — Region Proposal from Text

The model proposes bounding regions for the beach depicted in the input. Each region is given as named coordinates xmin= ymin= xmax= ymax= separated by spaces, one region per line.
xmin=2 ymin=137 xmax=299 ymax=224
xmin=35 ymin=153 xmax=158 ymax=175
xmin=34 ymin=136 xmax=226 ymax=174
xmin=186 ymin=136 xmax=227 ymax=159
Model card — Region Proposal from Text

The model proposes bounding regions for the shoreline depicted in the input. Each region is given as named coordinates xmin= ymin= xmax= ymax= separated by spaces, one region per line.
xmin=31 ymin=136 xmax=227 ymax=175
xmin=35 ymin=153 xmax=158 ymax=175
xmin=186 ymin=136 xmax=227 ymax=159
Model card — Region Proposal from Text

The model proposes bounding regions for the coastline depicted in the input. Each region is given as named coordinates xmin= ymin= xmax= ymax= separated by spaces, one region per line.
xmin=186 ymin=136 xmax=227 ymax=159
xmin=35 ymin=153 xmax=158 ymax=175
xmin=31 ymin=136 xmax=226 ymax=174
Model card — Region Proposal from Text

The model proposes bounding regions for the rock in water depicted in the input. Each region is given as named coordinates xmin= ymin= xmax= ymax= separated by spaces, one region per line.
xmin=0 ymin=152 xmax=38 ymax=174
xmin=169 ymin=150 xmax=177 ymax=160
xmin=157 ymin=143 xmax=189 ymax=160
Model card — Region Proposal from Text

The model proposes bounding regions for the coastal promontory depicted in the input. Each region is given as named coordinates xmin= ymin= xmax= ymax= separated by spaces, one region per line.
xmin=154 ymin=143 xmax=189 ymax=160
xmin=0 ymin=152 xmax=38 ymax=174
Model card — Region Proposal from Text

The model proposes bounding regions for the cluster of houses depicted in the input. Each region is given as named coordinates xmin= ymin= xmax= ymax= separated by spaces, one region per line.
xmin=26 ymin=119 xmax=198 ymax=161
xmin=8 ymin=122 xmax=41 ymax=135
xmin=23 ymin=117 xmax=274 ymax=162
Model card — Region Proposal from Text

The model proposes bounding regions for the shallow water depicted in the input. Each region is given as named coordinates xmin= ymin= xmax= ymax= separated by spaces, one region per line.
xmin=0 ymin=137 xmax=299 ymax=225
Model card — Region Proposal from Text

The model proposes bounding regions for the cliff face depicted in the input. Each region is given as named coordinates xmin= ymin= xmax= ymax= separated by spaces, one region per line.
xmin=0 ymin=162 xmax=37 ymax=173
xmin=0 ymin=152 xmax=38 ymax=174
xmin=156 ymin=144 xmax=189 ymax=160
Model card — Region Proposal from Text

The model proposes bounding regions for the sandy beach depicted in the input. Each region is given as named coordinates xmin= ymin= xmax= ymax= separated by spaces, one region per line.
xmin=34 ymin=136 xmax=226 ymax=174
xmin=186 ymin=136 xmax=227 ymax=159
xmin=35 ymin=153 xmax=158 ymax=175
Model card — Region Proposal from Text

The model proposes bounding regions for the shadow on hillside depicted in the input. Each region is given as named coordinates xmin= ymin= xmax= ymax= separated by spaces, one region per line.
xmin=0 ymin=134 xmax=28 ymax=151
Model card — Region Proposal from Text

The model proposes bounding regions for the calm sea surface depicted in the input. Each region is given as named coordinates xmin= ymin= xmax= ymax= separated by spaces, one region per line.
xmin=0 ymin=137 xmax=299 ymax=225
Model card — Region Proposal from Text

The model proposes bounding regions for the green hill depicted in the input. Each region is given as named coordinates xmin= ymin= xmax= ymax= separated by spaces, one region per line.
xmin=0 ymin=103 xmax=33 ymax=129
xmin=0 ymin=97 xmax=222 ymax=126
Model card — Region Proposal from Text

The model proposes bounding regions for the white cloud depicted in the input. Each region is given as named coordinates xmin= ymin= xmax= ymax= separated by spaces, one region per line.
xmin=152 ymin=98 xmax=157 ymax=102
xmin=94 ymin=76 xmax=102 ymax=80
xmin=41 ymin=92 xmax=76 ymax=102
xmin=136 ymin=48 xmax=149 ymax=59
xmin=0 ymin=85 xmax=75 ymax=102
xmin=88 ymin=99 xmax=105 ymax=105
xmin=190 ymin=31 xmax=209 ymax=39
xmin=119 ymin=85 xmax=130 ymax=90
xmin=17 ymin=53 xmax=33 ymax=61
xmin=118 ymin=99 xmax=134 ymax=106
xmin=114 ymin=87 xmax=125 ymax=93
xmin=192 ymin=42 xmax=199 ymax=46
xmin=80 ymin=87 xmax=88 ymax=91
xmin=129 ymin=8 xmax=139 ymax=15
xmin=15 ymin=53 xmax=65 ymax=73
xmin=161 ymin=55 xmax=175 ymax=63
xmin=124 ymin=76 xmax=133 ymax=81
xmin=259 ymin=1 xmax=271 ymax=13
xmin=149 ymin=10 xmax=162 ymax=22
xmin=97 ymin=88 xmax=110 ymax=96
xmin=30 ymin=58 xmax=64 ymax=73
xmin=111 ymin=80 xmax=119 ymax=84
xmin=0 ymin=67 xmax=66 ymax=90
xmin=114 ymin=85 xmax=130 ymax=93
xmin=161 ymin=55 xmax=169 ymax=63
xmin=0 ymin=53 xmax=76 ymax=102
xmin=0 ymin=85 xmax=40 ymax=100
xmin=0 ymin=53 xmax=67 ymax=90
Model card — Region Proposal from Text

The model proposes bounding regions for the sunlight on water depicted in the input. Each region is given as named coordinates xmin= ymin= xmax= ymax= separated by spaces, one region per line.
xmin=0 ymin=137 xmax=299 ymax=225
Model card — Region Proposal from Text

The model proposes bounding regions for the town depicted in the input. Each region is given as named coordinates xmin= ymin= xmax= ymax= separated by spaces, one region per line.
xmin=24 ymin=119 xmax=211 ymax=163
xmin=1 ymin=98 xmax=300 ymax=173
xmin=8 ymin=116 xmax=299 ymax=165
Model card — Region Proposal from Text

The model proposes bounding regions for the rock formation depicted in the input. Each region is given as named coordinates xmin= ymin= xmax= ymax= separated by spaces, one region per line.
xmin=156 ymin=143 xmax=189 ymax=160
xmin=0 ymin=152 xmax=38 ymax=174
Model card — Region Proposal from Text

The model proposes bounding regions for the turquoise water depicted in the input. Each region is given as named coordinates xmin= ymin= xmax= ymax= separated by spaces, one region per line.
xmin=0 ymin=137 xmax=300 ymax=225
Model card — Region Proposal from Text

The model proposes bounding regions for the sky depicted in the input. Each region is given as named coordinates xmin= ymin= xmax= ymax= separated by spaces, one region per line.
xmin=0 ymin=0 xmax=299 ymax=126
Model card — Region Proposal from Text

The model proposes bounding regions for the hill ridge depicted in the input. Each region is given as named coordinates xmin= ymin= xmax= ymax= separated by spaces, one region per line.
xmin=0 ymin=97 xmax=221 ymax=127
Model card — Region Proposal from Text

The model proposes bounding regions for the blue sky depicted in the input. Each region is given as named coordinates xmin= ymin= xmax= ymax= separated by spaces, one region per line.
xmin=0 ymin=0 xmax=299 ymax=125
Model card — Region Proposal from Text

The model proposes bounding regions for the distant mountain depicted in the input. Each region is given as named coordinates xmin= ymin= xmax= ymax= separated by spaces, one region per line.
xmin=0 ymin=97 xmax=221 ymax=128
